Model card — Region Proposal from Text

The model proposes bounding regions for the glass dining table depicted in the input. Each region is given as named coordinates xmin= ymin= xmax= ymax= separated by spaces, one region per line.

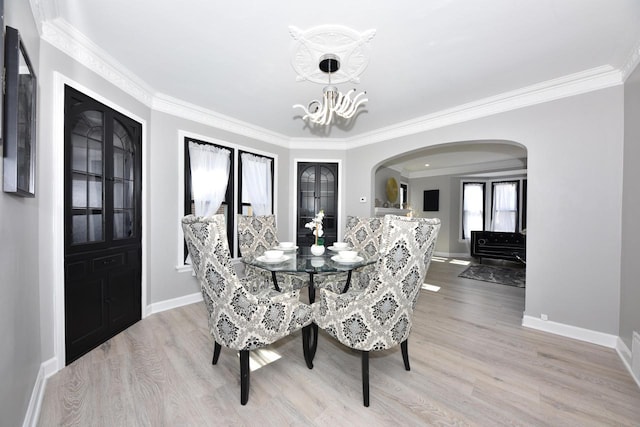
xmin=242 ymin=245 xmax=377 ymax=368
xmin=242 ymin=245 xmax=377 ymax=303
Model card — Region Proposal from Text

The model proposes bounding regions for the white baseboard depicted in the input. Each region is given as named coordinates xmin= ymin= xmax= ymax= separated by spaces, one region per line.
xmin=146 ymin=292 xmax=203 ymax=316
xmin=522 ymin=315 xmax=618 ymax=348
xmin=434 ymin=251 xmax=470 ymax=259
xmin=22 ymin=357 xmax=57 ymax=427
xmin=616 ymin=336 xmax=640 ymax=389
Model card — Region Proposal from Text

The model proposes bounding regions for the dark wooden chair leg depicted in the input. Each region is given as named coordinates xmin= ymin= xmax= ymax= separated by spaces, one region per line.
xmin=302 ymin=325 xmax=314 ymax=369
xmin=212 ymin=341 xmax=221 ymax=365
xmin=362 ymin=350 xmax=370 ymax=407
xmin=401 ymin=339 xmax=410 ymax=371
xmin=309 ymin=323 xmax=318 ymax=361
xmin=240 ymin=350 xmax=250 ymax=405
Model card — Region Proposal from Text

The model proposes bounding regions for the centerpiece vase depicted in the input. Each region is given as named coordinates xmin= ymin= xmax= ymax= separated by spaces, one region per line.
xmin=310 ymin=244 xmax=325 ymax=256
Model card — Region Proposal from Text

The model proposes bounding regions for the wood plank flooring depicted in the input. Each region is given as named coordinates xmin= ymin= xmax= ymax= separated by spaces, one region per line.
xmin=38 ymin=258 xmax=640 ymax=426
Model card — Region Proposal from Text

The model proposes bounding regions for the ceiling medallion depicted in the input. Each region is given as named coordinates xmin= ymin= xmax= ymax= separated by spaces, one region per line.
xmin=290 ymin=25 xmax=376 ymax=125
xmin=289 ymin=25 xmax=376 ymax=84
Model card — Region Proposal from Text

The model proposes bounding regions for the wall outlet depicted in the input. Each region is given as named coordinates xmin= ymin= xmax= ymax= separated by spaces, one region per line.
xmin=359 ymin=196 xmax=367 ymax=203
xmin=540 ymin=313 xmax=548 ymax=321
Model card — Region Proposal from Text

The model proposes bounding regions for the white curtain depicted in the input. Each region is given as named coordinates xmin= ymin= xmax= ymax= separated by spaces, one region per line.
xmin=188 ymin=142 xmax=230 ymax=217
xmin=491 ymin=182 xmax=517 ymax=232
xmin=463 ymin=183 xmax=484 ymax=239
xmin=241 ymin=153 xmax=272 ymax=215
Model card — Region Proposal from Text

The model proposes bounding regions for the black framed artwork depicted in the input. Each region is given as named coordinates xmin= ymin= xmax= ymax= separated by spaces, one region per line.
xmin=0 ymin=1 xmax=4 ymax=140
xmin=423 ymin=189 xmax=439 ymax=211
xmin=3 ymin=25 xmax=37 ymax=197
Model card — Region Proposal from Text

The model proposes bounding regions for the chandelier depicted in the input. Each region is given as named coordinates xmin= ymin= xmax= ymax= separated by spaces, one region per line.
xmin=293 ymin=54 xmax=368 ymax=126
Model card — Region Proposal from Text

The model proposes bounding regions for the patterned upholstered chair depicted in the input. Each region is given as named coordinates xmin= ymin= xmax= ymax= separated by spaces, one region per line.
xmin=312 ymin=215 xmax=441 ymax=406
xmin=315 ymin=216 xmax=384 ymax=293
xmin=182 ymin=215 xmax=313 ymax=405
xmin=237 ymin=214 xmax=307 ymax=292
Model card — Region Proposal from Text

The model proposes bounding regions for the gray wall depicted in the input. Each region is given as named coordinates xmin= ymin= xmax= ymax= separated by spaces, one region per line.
xmin=148 ymin=110 xmax=293 ymax=304
xmin=345 ymin=87 xmax=624 ymax=335
xmin=408 ymin=175 xmax=453 ymax=254
xmin=1 ymin=2 xmax=41 ymax=426
xmin=620 ymin=64 xmax=640 ymax=351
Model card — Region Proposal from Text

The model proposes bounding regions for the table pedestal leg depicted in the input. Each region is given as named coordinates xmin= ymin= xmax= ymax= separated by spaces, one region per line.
xmin=308 ymin=273 xmax=316 ymax=303
xmin=271 ymin=271 xmax=280 ymax=292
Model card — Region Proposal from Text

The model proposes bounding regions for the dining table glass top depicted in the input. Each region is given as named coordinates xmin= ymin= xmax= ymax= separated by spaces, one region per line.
xmin=242 ymin=245 xmax=376 ymax=274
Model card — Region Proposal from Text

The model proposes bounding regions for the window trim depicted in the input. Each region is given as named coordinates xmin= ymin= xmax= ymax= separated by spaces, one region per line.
xmin=237 ymin=149 xmax=275 ymax=216
xmin=490 ymin=180 xmax=520 ymax=232
xmin=459 ymin=178 xmax=527 ymax=241
xmin=461 ymin=181 xmax=486 ymax=240
xmin=177 ymin=131 xmax=278 ymax=269
xmin=183 ymin=137 xmax=235 ymax=259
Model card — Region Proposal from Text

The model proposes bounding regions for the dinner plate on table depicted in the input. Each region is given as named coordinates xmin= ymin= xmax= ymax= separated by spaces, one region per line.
xmin=328 ymin=245 xmax=352 ymax=252
xmin=331 ymin=255 xmax=363 ymax=264
xmin=274 ymin=245 xmax=298 ymax=251
xmin=256 ymin=255 xmax=291 ymax=263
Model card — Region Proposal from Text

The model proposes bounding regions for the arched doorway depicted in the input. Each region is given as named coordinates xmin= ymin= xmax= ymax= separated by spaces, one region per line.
xmin=374 ymin=139 xmax=528 ymax=293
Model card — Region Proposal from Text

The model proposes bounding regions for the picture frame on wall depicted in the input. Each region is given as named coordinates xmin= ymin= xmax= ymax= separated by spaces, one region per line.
xmin=423 ymin=189 xmax=439 ymax=211
xmin=0 ymin=0 xmax=4 ymax=142
xmin=3 ymin=25 xmax=38 ymax=197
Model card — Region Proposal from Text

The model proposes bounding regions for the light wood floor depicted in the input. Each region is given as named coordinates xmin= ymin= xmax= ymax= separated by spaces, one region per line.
xmin=38 ymin=258 xmax=640 ymax=426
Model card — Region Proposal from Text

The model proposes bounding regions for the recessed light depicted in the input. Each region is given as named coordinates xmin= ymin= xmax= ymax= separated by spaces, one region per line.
xmin=424 ymin=163 xmax=430 ymax=167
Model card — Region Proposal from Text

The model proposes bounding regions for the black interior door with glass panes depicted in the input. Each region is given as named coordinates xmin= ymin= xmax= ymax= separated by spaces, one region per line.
xmin=296 ymin=162 xmax=338 ymax=246
xmin=63 ymin=86 xmax=142 ymax=364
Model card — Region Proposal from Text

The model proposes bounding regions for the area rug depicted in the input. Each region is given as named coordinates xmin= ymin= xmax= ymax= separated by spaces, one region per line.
xmin=458 ymin=264 xmax=526 ymax=288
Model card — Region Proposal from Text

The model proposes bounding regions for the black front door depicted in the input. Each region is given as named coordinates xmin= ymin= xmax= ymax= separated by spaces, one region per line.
xmin=63 ymin=86 xmax=142 ymax=364
xmin=297 ymin=162 xmax=338 ymax=246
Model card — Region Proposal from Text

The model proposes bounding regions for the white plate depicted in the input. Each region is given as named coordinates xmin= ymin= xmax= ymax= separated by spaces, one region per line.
xmin=256 ymin=255 xmax=291 ymax=263
xmin=331 ymin=255 xmax=363 ymax=264
xmin=328 ymin=245 xmax=352 ymax=252
xmin=274 ymin=245 xmax=298 ymax=251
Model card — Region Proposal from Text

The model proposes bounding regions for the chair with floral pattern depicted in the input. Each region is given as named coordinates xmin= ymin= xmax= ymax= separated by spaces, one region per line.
xmin=237 ymin=214 xmax=307 ymax=292
xmin=312 ymin=215 xmax=441 ymax=406
xmin=182 ymin=214 xmax=314 ymax=405
xmin=316 ymin=216 xmax=384 ymax=293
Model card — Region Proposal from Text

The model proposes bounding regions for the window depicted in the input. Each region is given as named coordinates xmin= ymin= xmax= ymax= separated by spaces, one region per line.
xmin=491 ymin=181 xmax=518 ymax=232
xmin=400 ymin=183 xmax=408 ymax=208
xmin=238 ymin=150 xmax=274 ymax=216
xmin=184 ymin=138 xmax=234 ymax=257
xmin=462 ymin=182 xmax=485 ymax=239
xmin=460 ymin=178 xmax=527 ymax=240
xmin=521 ymin=179 xmax=527 ymax=230
xmin=183 ymin=137 xmax=275 ymax=260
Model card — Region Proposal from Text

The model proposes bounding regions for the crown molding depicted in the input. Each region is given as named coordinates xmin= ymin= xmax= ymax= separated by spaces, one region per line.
xmin=41 ymin=19 xmax=628 ymax=152
xmin=42 ymin=20 xmax=155 ymax=107
xmin=152 ymin=94 xmax=290 ymax=148
xmin=327 ymin=65 xmax=624 ymax=149
xmin=620 ymin=41 xmax=640 ymax=82
xmin=407 ymin=159 xmax=526 ymax=179
xmin=42 ymin=19 xmax=290 ymax=148
xmin=29 ymin=0 xmax=58 ymax=35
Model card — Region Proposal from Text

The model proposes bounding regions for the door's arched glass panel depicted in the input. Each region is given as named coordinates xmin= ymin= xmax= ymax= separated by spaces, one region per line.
xmin=113 ymin=119 xmax=136 ymax=240
xmin=70 ymin=110 xmax=104 ymax=244
xmin=299 ymin=166 xmax=316 ymax=228
xmin=319 ymin=166 xmax=336 ymax=231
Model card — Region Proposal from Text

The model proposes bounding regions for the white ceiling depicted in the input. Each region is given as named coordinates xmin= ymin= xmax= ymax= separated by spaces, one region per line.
xmin=32 ymin=0 xmax=640 ymax=171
